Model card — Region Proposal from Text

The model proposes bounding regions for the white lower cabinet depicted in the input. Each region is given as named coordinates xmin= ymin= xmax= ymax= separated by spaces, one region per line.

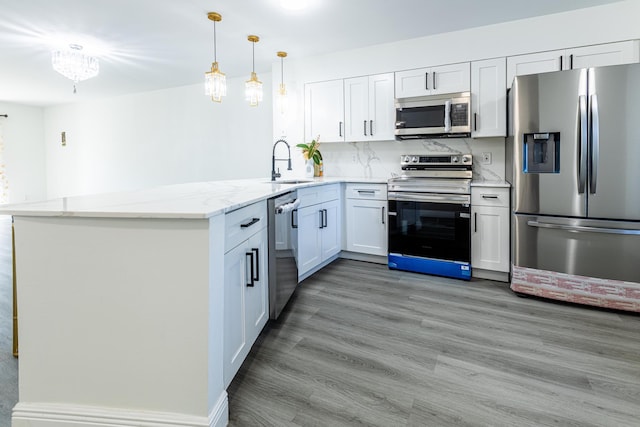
xmin=471 ymin=187 xmax=510 ymax=280
xmin=223 ymin=203 xmax=268 ymax=388
xmin=297 ymin=184 xmax=342 ymax=279
xmin=344 ymin=183 xmax=387 ymax=256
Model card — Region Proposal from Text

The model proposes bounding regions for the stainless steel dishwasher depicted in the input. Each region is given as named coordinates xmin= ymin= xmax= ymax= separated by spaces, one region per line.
xmin=268 ymin=191 xmax=300 ymax=319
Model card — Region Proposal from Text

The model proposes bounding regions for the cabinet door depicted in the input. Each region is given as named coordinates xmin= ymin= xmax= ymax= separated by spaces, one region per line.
xmin=321 ymin=199 xmax=341 ymax=260
xmin=566 ymin=40 xmax=640 ymax=70
xmin=368 ymin=73 xmax=395 ymax=141
xmin=344 ymin=76 xmax=369 ymax=141
xmin=345 ymin=199 xmax=387 ymax=256
xmin=305 ymin=79 xmax=345 ymax=143
xmin=471 ymin=58 xmax=506 ymax=138
xmin=244 ymin=227 xmax=268 ymax=345
xmin=431 ymin=62 xmax=471 ymax=94
xmin=395 ymin=67 xmax=430 ymax=98
xmin=297 ymin=205 xmax=322 ymax=277
xmin=223 ymin=241 xmax=249 ymax=387
xmin=471 ymin=205 xmax=510 ymax=273
xmin=506 ymin=49 xmax=564 ymax=89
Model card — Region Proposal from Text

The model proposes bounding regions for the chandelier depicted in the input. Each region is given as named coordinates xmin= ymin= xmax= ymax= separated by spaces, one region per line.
xmin=205 ymin=12 xmax=226 ymax=102
xmin=52 ymin=44 xmax=99 ymax=93
xmin=245 ymin=35 xmax=263 ymax=106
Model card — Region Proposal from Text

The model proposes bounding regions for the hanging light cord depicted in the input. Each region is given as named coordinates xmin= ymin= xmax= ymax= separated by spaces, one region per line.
xmin=213 ymin=20 xmax=217 ymax=62
xmin=281 ymin=56 xmax=284 ymax=84
xmin=252 ymin=41 xmax=255 ymax=72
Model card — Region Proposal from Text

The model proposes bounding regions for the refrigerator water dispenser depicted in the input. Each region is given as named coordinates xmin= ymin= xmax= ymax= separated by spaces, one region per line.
xmin=523 ymin=132 xmax=560 ymax=173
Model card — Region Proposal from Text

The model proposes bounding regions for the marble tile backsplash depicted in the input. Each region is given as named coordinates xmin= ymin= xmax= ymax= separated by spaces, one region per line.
xmin=319 ymin=137 xmax=506 ymax=181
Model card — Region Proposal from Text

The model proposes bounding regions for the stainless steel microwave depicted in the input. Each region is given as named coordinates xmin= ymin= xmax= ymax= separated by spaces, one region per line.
xmin=394 ymin=92 xmax=471 ymax=139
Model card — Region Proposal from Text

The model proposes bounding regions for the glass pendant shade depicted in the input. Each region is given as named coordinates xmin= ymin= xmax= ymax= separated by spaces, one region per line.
xmin=245 ymin=71 xmax=263 ymax=107
xmin=277 ymin=82 xmax=288 ymax=115
xmin=205 ymin=12 xmax=226 ymax=102
xmin=52 ymin=44 xmax=99 ymax=83
xmin=205 ymin=62 xmax=226 ymax=102
xmin=246 ymin=35 xmax=262 ymax=106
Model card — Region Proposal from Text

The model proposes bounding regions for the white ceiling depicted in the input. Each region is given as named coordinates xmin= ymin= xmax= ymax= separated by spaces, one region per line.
xmin=0 ymin=0 xmax=624 ymax=107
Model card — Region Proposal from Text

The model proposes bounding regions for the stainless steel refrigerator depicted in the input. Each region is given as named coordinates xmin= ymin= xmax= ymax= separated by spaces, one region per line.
xmin=507 ymin=63 xmax=640 ymax=284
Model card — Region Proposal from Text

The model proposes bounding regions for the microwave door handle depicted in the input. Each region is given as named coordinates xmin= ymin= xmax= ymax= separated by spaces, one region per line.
xmin=444 ymin=100 xmax=452 ymax=132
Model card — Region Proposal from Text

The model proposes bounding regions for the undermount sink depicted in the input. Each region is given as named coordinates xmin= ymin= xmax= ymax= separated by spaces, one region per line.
xmin=266 ymin=179 xmax=314 ymax=184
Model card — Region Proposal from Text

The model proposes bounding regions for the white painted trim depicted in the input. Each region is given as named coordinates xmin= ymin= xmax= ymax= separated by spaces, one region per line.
xmin=340 ymin=251 xmax=387 ymax=265
xmin=12 ymin=392 xmax=228 ymax=427
xmin=472 ymin=268 xmax=510 ymax=283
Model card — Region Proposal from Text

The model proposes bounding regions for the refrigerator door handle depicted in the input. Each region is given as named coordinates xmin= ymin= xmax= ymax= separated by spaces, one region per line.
xmin=527 ymin=220 xmax=640 ymax=236
xmin=589 ymin=93 xmax=599 ymax=194
xmin=577 ymin=95 xmax=588 ymax=194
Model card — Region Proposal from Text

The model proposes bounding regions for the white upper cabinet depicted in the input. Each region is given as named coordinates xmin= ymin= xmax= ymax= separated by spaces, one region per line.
xmin=471 ymin=58 xmax=506 ymax=138
xmin=395 ymin=62 xmax=470 ymax=98
xmin=566 ymin=40 xmax=640 ymax=70
xmin=344 ymin=73 xmax=395 ymax=142
xmin=304 ymin=79 xmax=345 ymax=143
xmin=507 ymin=40 xmax=640 ymax=88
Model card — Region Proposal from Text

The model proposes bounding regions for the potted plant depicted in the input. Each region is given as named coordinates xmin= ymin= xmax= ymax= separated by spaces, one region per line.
xmin=296 ymin=136 xmax=323 ymax=177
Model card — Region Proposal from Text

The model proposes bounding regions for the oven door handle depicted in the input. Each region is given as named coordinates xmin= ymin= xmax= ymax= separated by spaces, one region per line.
xmin=388 ymin=192 xmax=470 ymax=205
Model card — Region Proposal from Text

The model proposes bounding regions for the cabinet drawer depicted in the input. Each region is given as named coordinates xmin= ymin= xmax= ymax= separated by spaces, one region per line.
xmin=345 ymin=183 xmax=387 ymax=200
xmin=471 ymin=187 xmax=510 ymax=208
xmin=298 ymin=183 xmax=341 ymax=208
xmin=225 ymin=200 xmax=267 ymax=252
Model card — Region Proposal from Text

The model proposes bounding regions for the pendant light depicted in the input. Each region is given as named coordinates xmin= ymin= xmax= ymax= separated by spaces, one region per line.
xmin=205 ymin=12 xmax=226 ymax=102
xmin=245 ymin=35 xmax=263 ymax=106
xmin=276 ymin=51 xmax=288 ymax=115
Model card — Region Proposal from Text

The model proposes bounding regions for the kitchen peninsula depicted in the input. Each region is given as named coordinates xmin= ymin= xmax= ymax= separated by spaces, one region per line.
xmin=5 ymin=177 xmax=383 ymax=427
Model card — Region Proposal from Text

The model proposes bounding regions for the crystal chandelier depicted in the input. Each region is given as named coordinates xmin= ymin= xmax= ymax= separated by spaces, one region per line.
xmin=245 ymin=35 xmax=263 ymax=106
xmin=51 ymin=44 xmax=99 ymax=93
xmin=276 ymin=51 xmax=288 ymax=115
xmin=205 ymin=12 xmax=226 ymax=102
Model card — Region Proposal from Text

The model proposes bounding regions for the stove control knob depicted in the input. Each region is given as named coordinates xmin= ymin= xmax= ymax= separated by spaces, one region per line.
xmin=411 ymin=156 xmax=419 ymax=163
xmin=452 ymin=156 xmax=459 ymax=163
xmin=403 ymin=155 xmax=411 ymax=163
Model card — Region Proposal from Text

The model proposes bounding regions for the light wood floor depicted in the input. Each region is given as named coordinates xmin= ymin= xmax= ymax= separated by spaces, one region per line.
xmin=228 ymin=259 xmax=640 ymax=426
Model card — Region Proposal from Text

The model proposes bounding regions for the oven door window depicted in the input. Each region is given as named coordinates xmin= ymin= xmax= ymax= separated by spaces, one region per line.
xmin=396 ymin=105 xmax=445 ymax=129
xmin=388 ymin=200 xmax=470 ymax=263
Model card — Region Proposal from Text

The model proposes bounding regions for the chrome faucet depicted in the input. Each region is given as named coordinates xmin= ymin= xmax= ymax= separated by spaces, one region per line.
xmin=271 ymin=139 xmax=292 ymax=181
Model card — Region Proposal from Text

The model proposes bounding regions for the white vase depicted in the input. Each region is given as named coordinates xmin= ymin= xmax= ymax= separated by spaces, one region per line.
xmin=304 ymin=160 xmax=314 ymax=178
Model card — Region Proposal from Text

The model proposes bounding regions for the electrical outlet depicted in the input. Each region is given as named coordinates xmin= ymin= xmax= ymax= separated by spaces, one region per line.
xmin=481 ymin=152 xmax=492 ymax=165
xmin=61 ymin=131 xmax=66 ymax=147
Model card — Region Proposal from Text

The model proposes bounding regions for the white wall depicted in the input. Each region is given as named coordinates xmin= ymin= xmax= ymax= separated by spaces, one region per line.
xmin=44 ymin=75 xmax=273 ymax=198
xmin=0 ymin=102 xmax=46 ymax=203
xmin=274 ymin=0 xmax=640 ymax=180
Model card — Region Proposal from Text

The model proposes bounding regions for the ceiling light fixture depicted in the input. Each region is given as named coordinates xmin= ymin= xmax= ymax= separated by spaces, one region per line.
xmin=276 ymin=51 xmax=288 ymax=115
xmin=245 ymin=35 xmax=263 ymax=107
xmin=51 ymin=44 xmax=99 ymax=93
xmin=205 ymin=12 xmax=226 ymax=103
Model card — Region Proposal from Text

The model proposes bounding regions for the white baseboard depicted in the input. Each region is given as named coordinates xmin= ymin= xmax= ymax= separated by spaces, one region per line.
xmin=12 ymin=392 xmax=228 ymax=427
xmin=339 ymin=251 xmax=387 ymax=265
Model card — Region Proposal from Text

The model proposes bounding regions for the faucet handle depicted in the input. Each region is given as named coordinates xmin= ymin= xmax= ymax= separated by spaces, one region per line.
xmin=275 ymin=168 xmax=281 ymax=178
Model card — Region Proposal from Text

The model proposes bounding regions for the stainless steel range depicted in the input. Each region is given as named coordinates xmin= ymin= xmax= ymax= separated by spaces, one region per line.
xmin=387 ymin=153 xmax=472 ymax=280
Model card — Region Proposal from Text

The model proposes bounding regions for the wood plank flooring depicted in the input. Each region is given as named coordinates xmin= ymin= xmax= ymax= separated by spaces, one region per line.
xmin=1 ymin=228 xmax=639 ymax=426
xmin=228 ymin=259 xmax=640 ymax=426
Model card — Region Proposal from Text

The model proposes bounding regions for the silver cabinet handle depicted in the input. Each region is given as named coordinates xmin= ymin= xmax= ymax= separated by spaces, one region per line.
xmin=527 ymin=220 xmax=640 ymax=235
xmin=589 ymin=91 xmax=599 ymax=194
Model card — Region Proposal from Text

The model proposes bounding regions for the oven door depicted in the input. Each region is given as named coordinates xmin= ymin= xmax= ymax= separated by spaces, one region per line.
xmin=388 ymin=192 xmax=471 ymax=263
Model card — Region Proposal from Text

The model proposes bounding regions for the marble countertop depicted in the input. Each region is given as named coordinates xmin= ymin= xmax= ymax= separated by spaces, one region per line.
xmin=2 ymin=176 xmax=508 ymax=219
xmin=0 ymin=177 xmax=387 ymax=219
